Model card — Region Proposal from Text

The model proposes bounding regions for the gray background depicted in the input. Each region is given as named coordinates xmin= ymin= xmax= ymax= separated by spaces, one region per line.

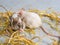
xmin=0 ymin=0 xmax=60 ymax=12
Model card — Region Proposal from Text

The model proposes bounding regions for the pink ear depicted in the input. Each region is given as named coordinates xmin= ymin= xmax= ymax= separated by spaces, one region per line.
xmin=17 ymin=8 xmax=25 ymax=15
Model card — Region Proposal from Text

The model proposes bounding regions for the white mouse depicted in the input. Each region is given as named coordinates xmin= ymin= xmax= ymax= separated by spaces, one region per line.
xmin=17 ymin=9 xmax=60 ymax=38
xmin=17 ymin=10 xmax=42 ymax=29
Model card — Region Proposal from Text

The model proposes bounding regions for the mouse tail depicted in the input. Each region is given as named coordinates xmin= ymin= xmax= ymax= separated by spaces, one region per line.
xmin=40 ymin=26 xmax=60 ymax=38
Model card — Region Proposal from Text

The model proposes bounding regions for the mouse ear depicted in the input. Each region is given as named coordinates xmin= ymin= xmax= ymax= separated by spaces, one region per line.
xmin=17 ymin=9 xmax=24 ymax=15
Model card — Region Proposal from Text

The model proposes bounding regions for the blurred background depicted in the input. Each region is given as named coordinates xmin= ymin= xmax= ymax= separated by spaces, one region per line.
xmin=0 ymin=0 xmax=60 ymax=12
xmin=0 ymin=0 xmax=60 ymax=45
